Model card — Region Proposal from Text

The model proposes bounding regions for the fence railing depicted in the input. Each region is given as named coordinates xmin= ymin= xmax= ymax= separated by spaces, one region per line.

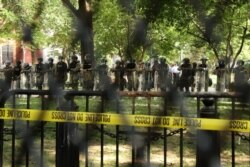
xmin=0 ymin=89 xmax=249 ymax=167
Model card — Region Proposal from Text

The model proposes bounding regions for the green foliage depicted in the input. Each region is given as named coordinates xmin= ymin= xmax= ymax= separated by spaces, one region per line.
xmin=1 ymin=0 xmax=249 ymax=65
xmin=148 ymin=22 xmax=183 ymax=62
xmin=0 ymin=4 xmax=19 ymax=38
xmin=180 ymin=1 xmax=250 ymax=64
xmin=94 ymin=0 xmax=131 ymax=59
xmin=40 ymin=0 xmax=73 ymax=48
xmin=1 ymin=0 xmax=74 ymax=50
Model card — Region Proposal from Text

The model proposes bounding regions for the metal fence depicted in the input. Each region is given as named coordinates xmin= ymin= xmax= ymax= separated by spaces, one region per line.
xmin=0 ymin=89 xmax=249 ymax=167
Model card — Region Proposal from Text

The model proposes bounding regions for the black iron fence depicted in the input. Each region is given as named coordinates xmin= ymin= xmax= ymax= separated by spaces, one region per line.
xmin=0 ymin=89 xmax=249 ymax=167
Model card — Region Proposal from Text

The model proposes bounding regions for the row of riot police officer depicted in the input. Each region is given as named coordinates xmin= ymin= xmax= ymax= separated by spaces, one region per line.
xmin=0 ymin=55 xmax=110 ymax=91
xmin=0 ymin=56 xmax=248 ymax=92
xmin=99 ymin=57 xmax=249 ymax=92
xmin=111 ymin=57 xmax=171 ymax=92
xmin=177 ymin=57 xmax=249 ymax=92
xmin=0 ymin=57 xmax=68 ymax=90
xmin=0 ymin=60 xmax=30 ymax=90
xmin=112 ymin=57 xmax=211 ymax=92
xmin=177 ymin=57 xmax=210 ymax=92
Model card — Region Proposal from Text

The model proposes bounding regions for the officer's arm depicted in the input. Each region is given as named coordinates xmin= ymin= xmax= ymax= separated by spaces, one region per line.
xmin=73 ymin=63 xmax=81 ymax=72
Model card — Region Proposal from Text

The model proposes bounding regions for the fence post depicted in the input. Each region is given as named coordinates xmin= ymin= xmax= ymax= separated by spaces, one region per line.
xmin=196 ymin=98 xmax=220 ymax=167
xmin=0 ymin=80 xmax=10 ymax=167
xmin=0 ymin=110 xmax=3 ymax=167
xmin=56 ymin=96 xmax=79 ymax=167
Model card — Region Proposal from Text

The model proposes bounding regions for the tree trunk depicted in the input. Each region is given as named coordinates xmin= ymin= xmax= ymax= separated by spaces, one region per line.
xmin=61 ymin=0 xmax=94 ymax=65
xmin=78 ymin=0 xmax=94 ymax=65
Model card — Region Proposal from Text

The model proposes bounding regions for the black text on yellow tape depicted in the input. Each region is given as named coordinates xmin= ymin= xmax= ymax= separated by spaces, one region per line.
xmin=0 ymin=108 xmax=249 ymax=133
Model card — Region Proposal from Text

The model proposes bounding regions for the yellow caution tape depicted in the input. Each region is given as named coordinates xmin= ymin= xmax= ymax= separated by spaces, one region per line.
xmin=0 ymin=108 xmax=249 ymax=133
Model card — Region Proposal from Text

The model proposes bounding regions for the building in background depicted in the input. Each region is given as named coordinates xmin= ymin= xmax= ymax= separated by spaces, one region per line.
xmin=0 ymin=39 xmax=43 ymax=67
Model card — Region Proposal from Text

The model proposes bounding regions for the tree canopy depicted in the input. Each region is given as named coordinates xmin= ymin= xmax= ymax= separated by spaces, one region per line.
xmin=0 ymin=0 xmax=249 ymax=65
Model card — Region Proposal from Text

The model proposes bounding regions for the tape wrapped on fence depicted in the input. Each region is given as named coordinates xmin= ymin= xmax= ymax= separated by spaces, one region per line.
xmin=0 ymin=108 xmax=249 ymax=133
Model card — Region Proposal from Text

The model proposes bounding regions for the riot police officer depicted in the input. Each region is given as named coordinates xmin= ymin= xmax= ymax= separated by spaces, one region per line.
xmin=47 ymin=57 xmax=56 ymax=89
xmin=13 ymin=60 xmax=22 ymax=89
xmin=197 ymin=57 xmax=209 ymax=92
xmin=96 ymin=58 xmax=111 ymax=91
xmin=22 ymin=63 xmax=32 ymax=89
xmin=178 ymin=58 xmax=192 ymax=92
xmin=55 ymin=56 xmax=68 ymax=89
xmin=35 ymin=57 xmax=45 ymax=90
xmin=82 ymin=54 xmax=94 ymax=90
xmin=68 ymin=55 xmax=80 ymax=90
xmin=157 ymin=57 xmax=169 ymax=91
xmin=2 ymin=60 xmax=13 ymax=90
xmin=143 ymin=62 xmax=152 ymax=91
xmin=214 ymin=59 xmax=226 ymax=92
xmin=112 ymin=60 xmax=125 ymax=91
xmin=125 ymin=59 xmax=137 ymax=91
xmin=198 ymin=57 xmax=208 ymax=68
xmin=233 ymin=60 xmax=249 ymax=87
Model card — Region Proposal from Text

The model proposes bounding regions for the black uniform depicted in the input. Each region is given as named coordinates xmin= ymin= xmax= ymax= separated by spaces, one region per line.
xmin=157 ymin=58 xmax=169 ymax=91
xmin=3 ymin=63 xmax=13 ymax=90
xmin=47 ymin=60 xmax=56 ymax=89
xmin=69 ymin=59 xmax=80 ymax=90
xmin=113 ymin=61 xmax=125 ymax=91
xmin=13 ymin=61 xmax=22 ymax=89
xmin=82 ymin=61 xmax=94 ymax=90
xmin=234 ymin=60 xmax=248 ymax=87
xmin=35 ymin=62 xmax=45 ymax=90
xmin=125 ymin=60 xmax=137 ymax=91
xmin=179 ymin=59 xmax=192 ymax=92
xmin=56 ymin=61 xmax=68 ymax=89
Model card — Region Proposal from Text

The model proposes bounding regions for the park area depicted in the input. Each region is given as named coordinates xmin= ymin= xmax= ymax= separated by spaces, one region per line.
xmin=0 ymin=92 xmax=249 ymax=167
xmin=1 ymin=0 xmax=250 ymax=167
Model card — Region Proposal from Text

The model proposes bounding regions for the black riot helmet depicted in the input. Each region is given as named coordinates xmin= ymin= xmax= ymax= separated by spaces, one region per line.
xmin=160 ymin=57 xmax=166 ymax=64
xmin=16 ymin=60 xmax=22 ymax=65
xmin=101 ymin=58 xmax=107 ymax=64
xmin=71 ymin=55 xmax=78 ymax=61
xmin=183 ymin=58 xmax=190 ymax=64
xmin=237 ymin=60 xmax=244 ymax=66
xmin=37 ymin=57 xmax=43 ymax=62
xmin=218 ymin=59 xmax=225 ymax=68
xmin=200 ymin=57 xmax=208 ymax=63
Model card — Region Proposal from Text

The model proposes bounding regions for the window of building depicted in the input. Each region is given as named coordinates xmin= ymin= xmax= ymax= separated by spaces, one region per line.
xmin=1 ymin=44 xmax=13 ymax=65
